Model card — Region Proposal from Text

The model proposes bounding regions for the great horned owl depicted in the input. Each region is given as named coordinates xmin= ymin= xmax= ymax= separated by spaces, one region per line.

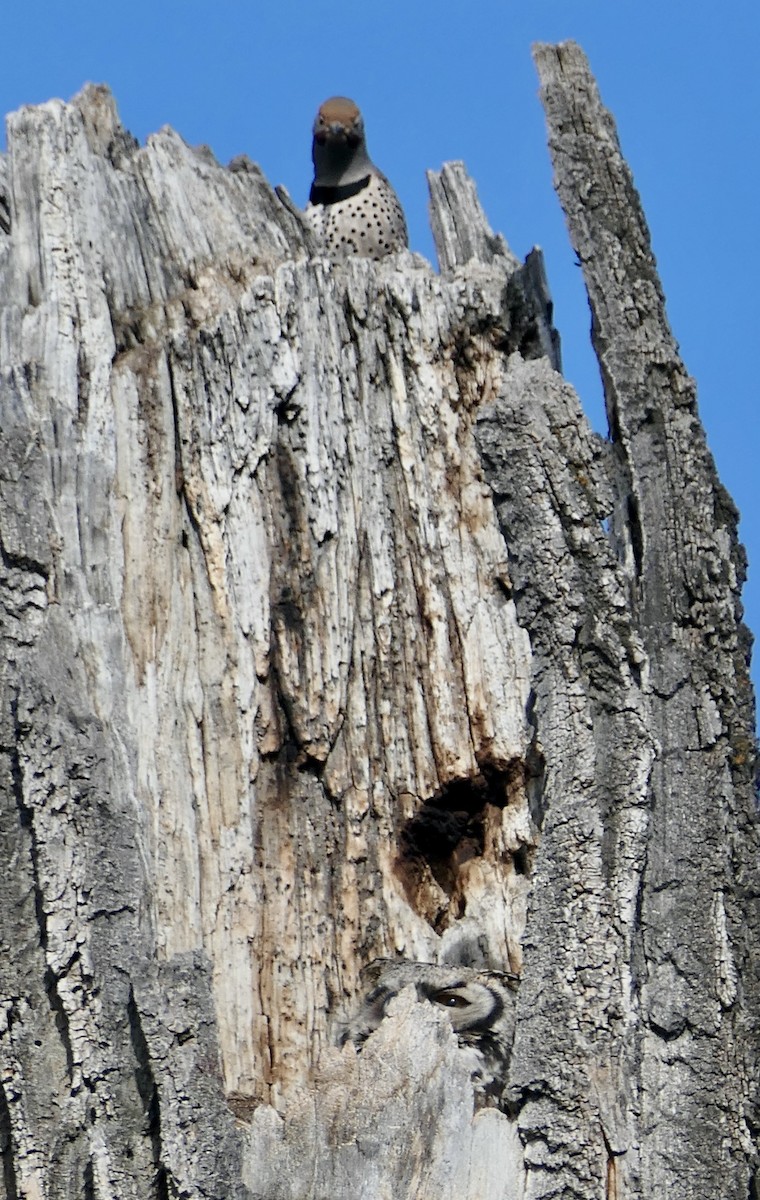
xmin=338 ymin=958 xmax=519 ymax=1107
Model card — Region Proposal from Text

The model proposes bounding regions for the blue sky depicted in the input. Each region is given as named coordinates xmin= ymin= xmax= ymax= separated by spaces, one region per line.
xmin=2 ymin=2 xmax=758 ymax=689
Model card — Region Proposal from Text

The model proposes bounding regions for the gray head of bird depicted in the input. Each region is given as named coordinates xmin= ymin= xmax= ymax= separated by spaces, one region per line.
xmin=311 ymin=96 xmax=374 ymax=187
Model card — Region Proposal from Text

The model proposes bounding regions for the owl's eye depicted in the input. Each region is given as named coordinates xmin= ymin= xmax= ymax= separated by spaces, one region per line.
xmin=433 ymin=990 xmax=469 ymax=1009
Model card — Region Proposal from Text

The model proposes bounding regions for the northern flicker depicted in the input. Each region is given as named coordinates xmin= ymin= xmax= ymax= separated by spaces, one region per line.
xmin=305 ymin=96 xmax=408 ymax=259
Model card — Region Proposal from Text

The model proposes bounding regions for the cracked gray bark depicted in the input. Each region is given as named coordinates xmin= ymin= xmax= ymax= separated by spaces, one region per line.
xmin=524 ymin=43 xmax=759 ymax=1200
xmin=0 ymin=42 xmax=757 ymax=1200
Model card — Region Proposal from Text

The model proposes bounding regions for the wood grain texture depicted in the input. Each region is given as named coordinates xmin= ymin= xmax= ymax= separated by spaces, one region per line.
xmin=0 ymin=49 xmax=756 ymax=1198
xmin=0 ymin=85 xmax=548 ymax=1197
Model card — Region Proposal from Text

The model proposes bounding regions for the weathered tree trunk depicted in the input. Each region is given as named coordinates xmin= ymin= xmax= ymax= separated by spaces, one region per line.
xmin=0 ymin=41 xmax=756 ymax=1200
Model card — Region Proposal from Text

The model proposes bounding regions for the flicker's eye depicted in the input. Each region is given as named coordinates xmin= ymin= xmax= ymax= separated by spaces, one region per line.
xmin=433 ymin=990 xmax=469 ymax=1009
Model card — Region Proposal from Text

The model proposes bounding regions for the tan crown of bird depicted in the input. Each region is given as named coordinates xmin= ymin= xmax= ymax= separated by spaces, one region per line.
xmin=305 ymin=96 xmax=408 ymax=259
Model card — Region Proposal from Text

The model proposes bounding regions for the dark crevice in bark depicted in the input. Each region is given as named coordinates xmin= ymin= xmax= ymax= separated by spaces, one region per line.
xmin=524 ymin=691 xmax=548 ymax=833
xmin=82 ymin=1157 xmax=95 ymax=1200
xmin=0 ymin=1084 xmax=19 ymax=1200
xmin=42 ymin=966 xmax=75 ymax=1083
xmin=0 ymin=536 xmax=49 ymax=581
xmin=625 ymin=494 xmax=644 ymax=578
xmin=9 ymin=699 xmax=77 ymax=1084
xmin=127 ymin=989 xmax=170 ymax=1200
xmin=265 ymin=654 xmax=334 ymax=787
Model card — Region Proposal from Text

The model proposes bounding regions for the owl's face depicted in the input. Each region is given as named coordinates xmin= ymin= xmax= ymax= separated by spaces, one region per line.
xmin=337 ymin=958 xmax=519 ymax=1107
xmin=343 ymin=970 xmax=503 ymax=1041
